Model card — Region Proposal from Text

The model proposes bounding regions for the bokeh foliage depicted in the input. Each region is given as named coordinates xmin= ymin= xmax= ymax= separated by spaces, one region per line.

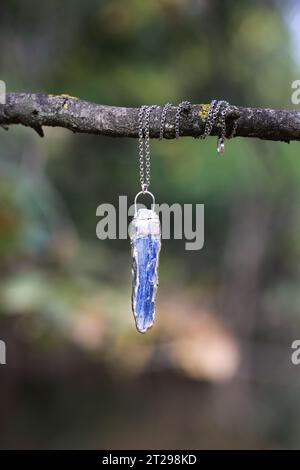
xmin=1 ymin=0 xmax=300 ymax=449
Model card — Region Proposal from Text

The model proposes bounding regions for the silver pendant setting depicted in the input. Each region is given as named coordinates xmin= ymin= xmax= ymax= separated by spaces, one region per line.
xmin=129 ymin=191 xmax=161 ymax=333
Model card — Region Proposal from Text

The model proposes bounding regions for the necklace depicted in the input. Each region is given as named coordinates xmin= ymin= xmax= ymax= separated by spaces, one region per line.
xmin=129 ymin=105 xmax=161 ymax=334
xmin=128 ymin=99 xmax=237 ymax=333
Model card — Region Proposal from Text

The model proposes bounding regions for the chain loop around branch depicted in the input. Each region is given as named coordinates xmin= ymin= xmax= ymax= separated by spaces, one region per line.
xmin=175 ymin=101 xmax=191 ymax=139
xmin=159 ymin=103 xmax=172 ymax=140
xmin=138 ymin=104 xmax=158 ymax=192
xmin=137 ymin=101 xmax=238 ymax=175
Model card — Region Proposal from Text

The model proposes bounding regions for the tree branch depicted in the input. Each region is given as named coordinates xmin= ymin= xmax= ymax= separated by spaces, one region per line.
xmin=0 ymin=92 xmax=300 ymax=143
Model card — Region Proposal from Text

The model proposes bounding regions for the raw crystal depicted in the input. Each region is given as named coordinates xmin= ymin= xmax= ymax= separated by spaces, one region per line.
xmin=129 ymin=208 xmax=161 ymax=333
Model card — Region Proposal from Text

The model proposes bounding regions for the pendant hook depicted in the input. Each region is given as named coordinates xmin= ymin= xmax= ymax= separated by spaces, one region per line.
xmin=134 ymin=190 xmax=156 ymax=215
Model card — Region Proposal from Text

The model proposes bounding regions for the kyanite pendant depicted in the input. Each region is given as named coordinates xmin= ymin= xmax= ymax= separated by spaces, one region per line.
xmin=129 ymin=208 xmax=161 ymax=333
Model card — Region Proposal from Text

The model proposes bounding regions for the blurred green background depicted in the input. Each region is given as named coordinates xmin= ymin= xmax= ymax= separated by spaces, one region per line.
xmin=1 ymin=0 xmax=300 ymax=449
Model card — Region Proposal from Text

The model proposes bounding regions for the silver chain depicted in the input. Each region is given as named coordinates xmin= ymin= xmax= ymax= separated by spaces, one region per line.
xmin=137 ymin=101 xmax=237 ymax=181
xmin=200 ymin=99 xmax=221 ymax=139
xmin=199 ymin=100 xmax=237 ymax=139
xmin=138 ymin=105 xmax=158 ymax=192
xmin=199 ymin=100 xmax=237 ymax=153
xmin=175 ymin=101 xmax=191 ymax=139
xmin=159 ymin=102 xmax=172 ymax=140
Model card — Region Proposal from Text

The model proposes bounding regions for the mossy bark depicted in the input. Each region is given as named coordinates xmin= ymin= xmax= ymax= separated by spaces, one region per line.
xmin=1 ymin=93 xmax=300 ymax=142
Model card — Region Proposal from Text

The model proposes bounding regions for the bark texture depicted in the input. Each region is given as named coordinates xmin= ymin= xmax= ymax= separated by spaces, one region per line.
xmin=0 ymin=92 xmax=300 ymax=142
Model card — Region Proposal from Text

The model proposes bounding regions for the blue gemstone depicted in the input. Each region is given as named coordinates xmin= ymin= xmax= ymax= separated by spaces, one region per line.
xmin=130 ymin=208 xmax=161 ymax=333
xmin=131 ymin=234 xmax=161 ymax=333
